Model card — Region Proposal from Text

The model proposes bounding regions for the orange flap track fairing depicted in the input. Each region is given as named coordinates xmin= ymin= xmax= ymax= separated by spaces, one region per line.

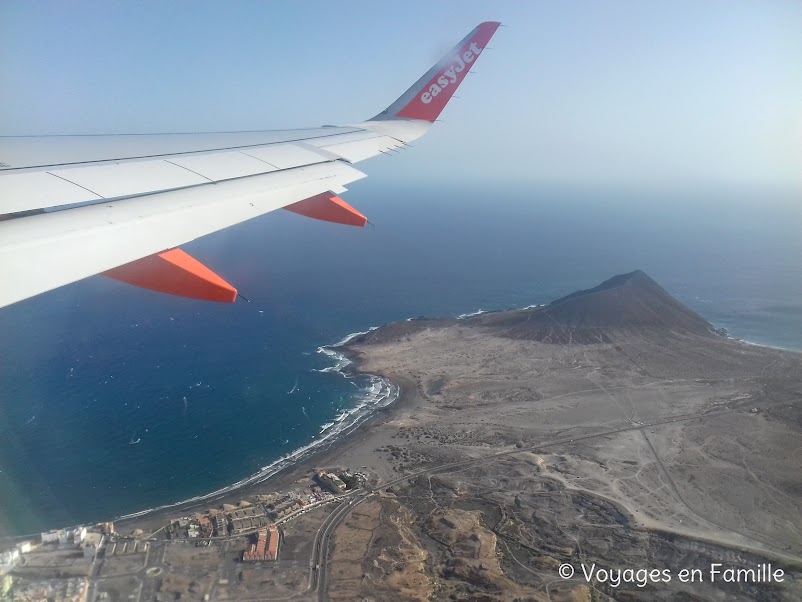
xmin=284 ymin=192 xmax=367 ymax=227
xmin=102 ymin=248 xmax=238 ymax=303
xmin=101 ymin=192 xmax=368 ymax=303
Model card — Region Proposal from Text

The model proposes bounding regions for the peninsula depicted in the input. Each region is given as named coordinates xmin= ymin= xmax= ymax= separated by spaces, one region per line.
xmin=4 ymin=271 xmax=801 ymax=601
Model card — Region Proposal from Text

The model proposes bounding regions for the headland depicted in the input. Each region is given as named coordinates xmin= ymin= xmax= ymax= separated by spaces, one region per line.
xmin=4 ymin=271 xmax=801 ymax=601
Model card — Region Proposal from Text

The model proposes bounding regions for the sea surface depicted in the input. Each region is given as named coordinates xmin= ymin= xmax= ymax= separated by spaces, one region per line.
xmin=1 ymin=182 xmax=800 ymax=536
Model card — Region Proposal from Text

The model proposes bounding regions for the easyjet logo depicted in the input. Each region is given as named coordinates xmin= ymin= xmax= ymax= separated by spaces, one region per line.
xmin=420 ymin=41 xmax=482 ymax=104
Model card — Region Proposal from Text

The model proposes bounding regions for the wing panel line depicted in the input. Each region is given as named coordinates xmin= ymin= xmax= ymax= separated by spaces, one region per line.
xmin=0 ymin=129 xmax=370 ymax=173
xmin=237 ymin=151 xmax=279 ymax=169
xmin=45 ymin=171 xmax=105 ymax=199
xmin=163 ymin=159 xmax=215 ymax=183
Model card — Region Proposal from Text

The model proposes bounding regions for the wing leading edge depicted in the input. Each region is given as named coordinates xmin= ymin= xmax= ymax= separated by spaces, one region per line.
xmin=0 ymin=21 xmax=501 ymax=308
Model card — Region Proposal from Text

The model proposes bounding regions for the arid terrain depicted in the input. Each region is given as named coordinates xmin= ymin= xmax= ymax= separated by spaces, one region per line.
xmin=6 ymin=271 xmax=801 ymax=601
xmin=322 ymin=271 xmax=802 ymax=601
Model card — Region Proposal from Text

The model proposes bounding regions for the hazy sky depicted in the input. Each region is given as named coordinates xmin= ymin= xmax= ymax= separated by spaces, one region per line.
xmin=1 ymin=1 xmax=800 ymax=193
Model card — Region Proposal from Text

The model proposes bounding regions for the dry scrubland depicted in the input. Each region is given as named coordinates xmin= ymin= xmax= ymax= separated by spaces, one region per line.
xmin=29 ymin=272 xmax=798 ymax=601
xmin=326 ymin=271 xmax=802 ymax=601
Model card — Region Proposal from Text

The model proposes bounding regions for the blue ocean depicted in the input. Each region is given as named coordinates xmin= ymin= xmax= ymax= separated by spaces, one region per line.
xmin=1 ymin=182 xmax=800 ymax=536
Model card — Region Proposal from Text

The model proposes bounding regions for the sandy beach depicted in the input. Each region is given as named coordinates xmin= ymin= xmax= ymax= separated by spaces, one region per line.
xmin=111 ymin=350 xmax=415 ymax=536
xmin=17 ymin=272 xmax=802 ymax=600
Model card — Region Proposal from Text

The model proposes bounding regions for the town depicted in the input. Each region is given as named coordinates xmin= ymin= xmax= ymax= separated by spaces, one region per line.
xmin=0 ymin=468 xmax=367 ymax=601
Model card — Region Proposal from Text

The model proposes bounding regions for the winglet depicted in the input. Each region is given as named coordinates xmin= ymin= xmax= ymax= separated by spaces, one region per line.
xmin=373 ymin=21 xmax=501 ymax=122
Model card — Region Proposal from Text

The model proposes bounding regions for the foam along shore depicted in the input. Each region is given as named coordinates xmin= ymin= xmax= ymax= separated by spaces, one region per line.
xmin=104 ymin=271 xmax=801 ymax=601
xmin=113 ymin=310 xmax=558 ymax=523
xmin=113 ymin=328 xmax=398 ymax=524
xmin=457 ymin=309 xmax=487 ymax=319
xmin=110 ymin=294 xmax=790 ymax=527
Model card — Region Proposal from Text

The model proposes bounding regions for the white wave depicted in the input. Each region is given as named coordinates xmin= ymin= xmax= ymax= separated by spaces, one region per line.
xmin=113 ymin=341 xmax=400 ymax=525
xmin=315 ymin=328 xmax=377 ymax=376
xmin=738 ymin=338 xmax=795 ymax=352
xmin=457 ymin=309 xmax=486 ymax=319
xmin=315 ymin=346 xmax=351 ymax=373
xmin=330 ymin=326 xmax=379 ymax=347
xmin=110 ymin=298 xmax=574 ymax=525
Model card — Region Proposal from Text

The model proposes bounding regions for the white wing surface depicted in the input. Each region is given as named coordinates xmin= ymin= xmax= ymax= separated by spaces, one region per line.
xmin=0 ymin=22 xmax=500 ymax=308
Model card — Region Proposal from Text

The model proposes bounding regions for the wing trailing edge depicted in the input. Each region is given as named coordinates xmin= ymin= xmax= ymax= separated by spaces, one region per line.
xmin=101 ymin=191 xmax=366 ymax=302
xmin=0 ymin=22 xmax=501 ymax=308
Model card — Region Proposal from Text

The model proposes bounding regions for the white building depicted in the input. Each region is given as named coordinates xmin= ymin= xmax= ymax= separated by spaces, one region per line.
xmin=40 ymin=530 xmax=61 ymax=544
xmin=0 ymin=548 xmax=19 ymax=567
xmin=72 ymin=527 xmax=87 ymax=544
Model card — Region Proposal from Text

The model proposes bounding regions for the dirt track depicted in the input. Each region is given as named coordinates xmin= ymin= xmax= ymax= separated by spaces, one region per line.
xmin=323 ymin=277 xmax=802 ymax=600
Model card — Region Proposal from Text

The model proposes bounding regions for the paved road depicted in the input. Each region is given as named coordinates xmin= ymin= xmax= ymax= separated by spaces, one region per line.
xmin=138 ymin=543 xmax=167 ymax=602
xmin=85 ymin=401 xmax=765 ymax=601
xmin=313 ymin=495 xmax=371 ymax=601
xmin=309 ymin=403 xmax=756 ymax=599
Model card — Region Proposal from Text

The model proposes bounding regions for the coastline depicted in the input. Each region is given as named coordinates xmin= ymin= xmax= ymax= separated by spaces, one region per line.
xmin=32 ymin=308 xmax=802 ymax=537
xmin=738 ymin=337 xmax=801 ymax=353
xmin=10 ymin=270 xmax=802 ymax=600
xmin=110 ymin=327 xmax=410 ymax=534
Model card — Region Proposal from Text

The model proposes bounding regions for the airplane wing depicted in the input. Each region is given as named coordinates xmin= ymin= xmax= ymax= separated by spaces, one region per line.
xmin=0 ymin=21 xmax=501 ymax=308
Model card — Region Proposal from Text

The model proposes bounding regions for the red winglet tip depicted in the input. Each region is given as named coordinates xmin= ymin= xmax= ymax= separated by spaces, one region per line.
xmin=388 ymin=21 xmax=501 ymax=122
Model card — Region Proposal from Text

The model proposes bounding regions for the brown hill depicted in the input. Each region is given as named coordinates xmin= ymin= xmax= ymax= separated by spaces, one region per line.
xmin=467 ymin=270 xmax=716 ymax=344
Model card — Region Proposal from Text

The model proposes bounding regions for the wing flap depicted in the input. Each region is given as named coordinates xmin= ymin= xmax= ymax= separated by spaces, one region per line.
xmin=0 ymin=22 xmax=502 ymax=308
xmin=1 ymin=142 xmax=341 ymax=214
xmin=318 ymin=136 xmax=403 ymax=163
xmin=166 ymin=151 xmax=278 ymax=181
xmin=241 ymin=142 xmax=332 ymax=170
xmin=1 ymin=171 xmax=101 ymax=214
xmin=0 ymin=162 xmax=366 ymax=307
xmin=51 ymin=160 xmax=209 ymax=199
xmin=0 ymin=126 xmax=364 ymax=171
